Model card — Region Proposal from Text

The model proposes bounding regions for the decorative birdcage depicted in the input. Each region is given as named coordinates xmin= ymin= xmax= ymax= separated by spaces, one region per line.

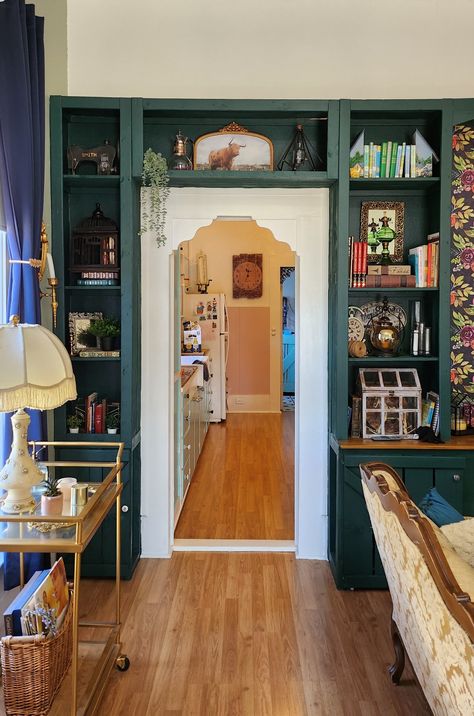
xmin=358 ymin=368 xmax=422 ymax=438
xmin=70 ymin=203 xmax=119 ymax=274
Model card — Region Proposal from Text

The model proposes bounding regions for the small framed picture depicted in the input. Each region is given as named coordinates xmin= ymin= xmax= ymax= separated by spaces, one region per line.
xmin=360 ymin=201 xmax=405 ymax=263
xmin=68 ymin=312 xmax=102 ymax=355
xmin=194 ymin=122 xmax=273 ymax=172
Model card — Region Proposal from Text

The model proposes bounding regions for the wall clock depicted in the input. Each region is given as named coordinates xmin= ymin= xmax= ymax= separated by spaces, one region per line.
xmin=232 ymin=253 xmax=263 ymax=298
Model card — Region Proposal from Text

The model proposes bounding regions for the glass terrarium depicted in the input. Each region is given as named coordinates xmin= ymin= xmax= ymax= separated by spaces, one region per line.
xmin=358 ymin=368 xmax=422 ymax=438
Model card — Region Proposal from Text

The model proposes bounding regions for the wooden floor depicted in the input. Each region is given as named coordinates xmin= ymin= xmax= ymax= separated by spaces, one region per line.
xmin=175 ymin=413 xmax=295 ymax=540
xmin=85 ymin=555 xmax=430 ymax=715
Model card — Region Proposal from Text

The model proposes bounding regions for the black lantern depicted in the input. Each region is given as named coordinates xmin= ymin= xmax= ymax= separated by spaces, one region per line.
xmin=277 ymin=124 xmax=322 ymax=171
xmin=70 ymin=203 xmax=119 ymax=279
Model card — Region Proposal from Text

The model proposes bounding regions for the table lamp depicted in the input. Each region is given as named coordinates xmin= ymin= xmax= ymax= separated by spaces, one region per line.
xmin=0 ymin=316 xmax=77 ymax=513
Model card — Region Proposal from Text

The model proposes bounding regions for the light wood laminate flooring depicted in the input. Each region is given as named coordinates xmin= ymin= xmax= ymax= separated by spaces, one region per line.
xmin=175 ymin=413 xmax=295 ymax=540
xmin=85 ymin=555 xmax=430 ymax=715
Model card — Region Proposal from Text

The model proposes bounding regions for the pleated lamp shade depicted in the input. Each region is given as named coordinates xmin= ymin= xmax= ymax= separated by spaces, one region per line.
xmin=0 ymin=320 xmax=76 ymax=411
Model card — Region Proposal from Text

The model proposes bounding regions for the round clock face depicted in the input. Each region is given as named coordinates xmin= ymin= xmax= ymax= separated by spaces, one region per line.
xmin=233 ymin=261 xmax=262 ymax=291
xmin=348 ymin=317 xmax=365 ymax=342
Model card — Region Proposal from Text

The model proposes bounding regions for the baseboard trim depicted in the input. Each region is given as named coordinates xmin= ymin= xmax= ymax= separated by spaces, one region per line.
xmin=173 ymin=539 xmax=296 ymax=553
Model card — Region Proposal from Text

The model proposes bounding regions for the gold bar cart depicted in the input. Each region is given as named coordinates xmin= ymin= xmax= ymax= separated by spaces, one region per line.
xmin=0 ymin=441 xmax=129 ymax=716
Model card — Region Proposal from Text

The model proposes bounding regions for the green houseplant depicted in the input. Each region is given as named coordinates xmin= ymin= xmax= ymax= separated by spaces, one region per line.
xmin=106 ymin=411 xmax=120 ymax=434
xmin=40 ymin=474 xmax=64 ymax=516
xmin=67 ymin=413 xmax=83 ymax=434
xmin=88 ymin=317 xmax=120 ymax=351
xmin=140 ymin=148 xmax=170 ymax=247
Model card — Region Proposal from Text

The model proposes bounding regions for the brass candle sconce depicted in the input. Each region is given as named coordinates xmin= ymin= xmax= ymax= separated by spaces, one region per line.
xmin=9 ymin=223 xmax=59 ymax=328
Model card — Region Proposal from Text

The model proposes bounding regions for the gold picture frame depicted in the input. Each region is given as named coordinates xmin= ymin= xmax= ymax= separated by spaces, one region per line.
xmin=360 ymin=201 xmax=405 ymax=264
xmin=68 ymin=311 xmax=102 ymax=355
xmin=194 ymin=122 xmax=273 ymax=172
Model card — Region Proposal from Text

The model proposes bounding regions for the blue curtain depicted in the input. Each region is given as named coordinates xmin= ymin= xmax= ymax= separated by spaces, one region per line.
xmin=0 ymin=0 xmax=49 ymax=589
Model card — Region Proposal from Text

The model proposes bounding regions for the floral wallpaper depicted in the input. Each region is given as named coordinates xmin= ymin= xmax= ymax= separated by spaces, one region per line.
xmin=451 ymin=124 xmax=474 ymax=395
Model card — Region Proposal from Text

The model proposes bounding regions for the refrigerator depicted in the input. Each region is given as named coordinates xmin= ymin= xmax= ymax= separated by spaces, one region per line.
xmin=182 ymin=293 xmax=229 ymax=422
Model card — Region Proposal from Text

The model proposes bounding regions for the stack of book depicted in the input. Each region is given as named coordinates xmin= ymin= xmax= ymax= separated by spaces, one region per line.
xmin=408 ymin=234 xmax=440 ymax=287
xmin=77 ymin=270 xmax=119 ymax=286
xmin=366 ymin=265 xmax=416 ymax=288
xmin=348 ymin=237 xmax=368 ymax=288
xmin=4 ymin=558 xmax=69 ymax=637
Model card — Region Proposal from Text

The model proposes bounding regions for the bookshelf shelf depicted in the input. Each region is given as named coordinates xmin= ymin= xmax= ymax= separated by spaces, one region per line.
xmin=71 ymin=357 xmax=121 ymax=362
xmin=64 ymin=285 xmax=121 ymax=292
xmin=63 ymin=174 xmax=120 ymax=188
xmin=350 ymin=177 xmax=439 ymax=191
xmin=348 ymin=355 xmax=438 ymax=365
xmin=348 ymin=287 xmax=439 ymax=295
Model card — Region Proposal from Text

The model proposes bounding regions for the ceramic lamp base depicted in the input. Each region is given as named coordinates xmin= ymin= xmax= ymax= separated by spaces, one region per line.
xmin=0 ymin=409 xmax=43 ymax=514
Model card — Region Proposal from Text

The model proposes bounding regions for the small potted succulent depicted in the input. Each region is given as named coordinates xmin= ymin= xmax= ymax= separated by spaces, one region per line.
xmin=106 ymin=412 xmax=120 ymax=434
xmin=67 ymin=414 xmax=83 ymax=434
xmin=88 ymin=317 xmax=120 ymax=351
xmin=41 ymin=475 xmax=64 ymax=516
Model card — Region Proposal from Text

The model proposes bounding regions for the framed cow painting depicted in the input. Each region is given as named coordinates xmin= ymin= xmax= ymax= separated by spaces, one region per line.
xmin=194 ymin=122 xmax=273 ymax=171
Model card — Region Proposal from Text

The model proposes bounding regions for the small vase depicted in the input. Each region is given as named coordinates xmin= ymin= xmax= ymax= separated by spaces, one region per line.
xmin=100 ymin=336 xmax=114 ymax=351
xmin=41 ymin=493 xmax=64 ymax=516
xmin=107 ymin=428 xmax=118 ymax=434
xmin=69 ymin=427 xmax=79 ymax=434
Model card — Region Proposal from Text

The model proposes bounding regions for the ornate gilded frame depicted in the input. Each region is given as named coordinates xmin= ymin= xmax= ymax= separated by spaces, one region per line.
xmin=360 ymin=200 xmax=405 ymax=264
xmin=194 ymin=122 xmax=273 ymax=171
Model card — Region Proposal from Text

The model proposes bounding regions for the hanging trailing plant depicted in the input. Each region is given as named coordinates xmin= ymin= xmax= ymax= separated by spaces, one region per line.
xmin=140 ymin=148 xmax=170 ymax=247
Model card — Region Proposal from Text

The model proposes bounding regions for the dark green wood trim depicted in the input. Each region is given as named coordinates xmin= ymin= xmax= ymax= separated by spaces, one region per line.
xmin=52 ymin=96 xmax=122 ymax=110
xmin=326 ymin=100 xmax=339 ymax=179
xmin=334 ymin=100 xmax=351 ymax=438
xmin=452 ymin=99 xmax=474 ymax=126
xmin=142 ymin=98 xmax=330 ymax=114
xmin=131 ymin=98 xmax=144 ymax=180
xmin=439 ymin=101 xmax=454 ymax=440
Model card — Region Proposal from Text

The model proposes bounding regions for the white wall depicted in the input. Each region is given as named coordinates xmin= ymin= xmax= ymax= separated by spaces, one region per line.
xmin=67 ymin=0 xmax=474 ymax=99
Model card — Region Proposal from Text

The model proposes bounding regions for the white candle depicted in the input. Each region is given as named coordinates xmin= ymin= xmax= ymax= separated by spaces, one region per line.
xmin=46 ymin=253 xmax=56 ymax=279
xmin=197 ymin=252 xmax=207 ymax=285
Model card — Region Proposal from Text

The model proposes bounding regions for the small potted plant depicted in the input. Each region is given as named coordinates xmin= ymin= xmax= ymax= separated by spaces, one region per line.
xmin=88 ymin=317 xmax=120 ymax=351
xmin=41 ymin=475 xmax=64 ymax=516
xmin=106 ymin=411 xmax=120 ymax=434
xmin=67 ymin=414 xmax=83 ymax=434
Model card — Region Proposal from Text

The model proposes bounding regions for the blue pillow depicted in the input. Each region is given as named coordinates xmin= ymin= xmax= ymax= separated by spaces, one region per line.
xmin=418 ymin=487 xmax=464 ymax=527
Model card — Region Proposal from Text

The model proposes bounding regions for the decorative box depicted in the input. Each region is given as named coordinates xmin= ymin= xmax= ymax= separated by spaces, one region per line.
xmin=358 ymin=368 xmax=422 ymax=438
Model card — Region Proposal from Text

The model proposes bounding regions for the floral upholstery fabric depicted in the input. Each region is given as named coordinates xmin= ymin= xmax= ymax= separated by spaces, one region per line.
xmin=362 ymin=481 xmax=474 ymax=716
xmin=441 ymin=518 xmax=474 ymax=569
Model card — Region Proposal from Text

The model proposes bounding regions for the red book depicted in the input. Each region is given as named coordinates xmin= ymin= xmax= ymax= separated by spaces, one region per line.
xmin=94 ymin=404 xmax=103 ymax=434
xmin=427 ymin=242 xmax=432 ymax=287
xmin=352 ymin=242 xmax=360 ymax=288
xmin=365 ymin=274 xmax=417 ymax=288
xmin=360 ymin=242 xmax=368 ymax=288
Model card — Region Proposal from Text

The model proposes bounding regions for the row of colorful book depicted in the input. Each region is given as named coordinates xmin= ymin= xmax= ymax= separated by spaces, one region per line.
xmin=72 ymin=394 xmax=120 ymax=433
xmin=349 ymin=129 xmax=438 ymax=179
xmin=408 ymin=235 xmax=440 ymax=287
xmin=3 ymin=558 xmax=69 ymax=637
xmin=348 ymin=235 xmax=439 ymax=289
xmin=422 ymin=391 xmax=440 ymax=435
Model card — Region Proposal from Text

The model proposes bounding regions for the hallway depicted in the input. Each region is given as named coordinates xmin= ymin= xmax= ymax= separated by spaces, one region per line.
xmin=175 ymin=413 xmax=294 ymax=540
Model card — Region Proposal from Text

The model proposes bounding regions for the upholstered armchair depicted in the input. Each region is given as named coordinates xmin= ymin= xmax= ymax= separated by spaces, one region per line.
xmin=360 ymin=462 xmax=474 ymax=716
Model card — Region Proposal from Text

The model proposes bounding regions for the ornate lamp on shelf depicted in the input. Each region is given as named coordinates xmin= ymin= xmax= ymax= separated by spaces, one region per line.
xmin=0 ymin=316 xmax=76 ymax=513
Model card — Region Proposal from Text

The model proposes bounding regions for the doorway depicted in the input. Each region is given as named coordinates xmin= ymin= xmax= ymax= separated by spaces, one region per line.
xmin=139 ymin=188 xmax=329 ymax=559
xmin=174 ymin=221 xmax=296 ymax=540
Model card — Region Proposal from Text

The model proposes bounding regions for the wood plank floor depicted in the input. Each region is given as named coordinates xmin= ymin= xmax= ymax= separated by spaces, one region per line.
xmin=83 ymin=555 xmax=430 ymax=715
xmin=175 ymin=413 xmax=295 ymax=540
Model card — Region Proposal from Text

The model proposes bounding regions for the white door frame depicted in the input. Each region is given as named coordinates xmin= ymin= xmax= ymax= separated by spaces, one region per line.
xmin=140 ymin=188 xmax=329 ymax=559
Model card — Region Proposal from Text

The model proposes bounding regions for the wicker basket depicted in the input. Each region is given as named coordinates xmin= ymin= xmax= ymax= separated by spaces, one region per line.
xmin=0 ymin=592 xmax=73 ymax=716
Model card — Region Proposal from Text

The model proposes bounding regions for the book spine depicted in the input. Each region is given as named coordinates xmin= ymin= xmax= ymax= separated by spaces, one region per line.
xmin=360 ymin=242 xmax=367 ymax=287
xmin=374 ymin=145 xmax=380 ymax=178
xmin=408 ymin=252 xmax=418 ymax=286
xmin=385 ymin=141 xmax=392 ymax=178
xmin=363 ymin=145 xmax=369 ymax=178
xmin=77 ymin=279 xmax=119 ymax=286
xmin=404 ymin=144 xmax=411 ymax=177
xmin=395 ymin=145 xmax=402 ymax=177
xmin=365 ymin=274 xmax=416 ymax=288
xmin=398 ymin=142 xmax=406 ymax=177
xmin=410 ymin=145 xmax=416 ymax=178
xmin=369 ymin=142 xmax=374 ymax=178
xmin=351 ymin=396 xmax=361 ymax=438
xmin=94 ymin=404 xmax=103 ymax=434
xmin=427 ymin=242 xmax=432 ymax=287
xmin=352 ymin=242 xmax=359 ymax=288
xmin=389 ymin=142 xmax=398 ymax=177
xmin=433 ymin=240 xmax=439 ymax=287
xmin=366 ymin=264 xmax=411 ymax=276
xmin=348 ymin=236 xmax=354 ymax=287
xmin=380 ymin=142 xmax=388 ymax=179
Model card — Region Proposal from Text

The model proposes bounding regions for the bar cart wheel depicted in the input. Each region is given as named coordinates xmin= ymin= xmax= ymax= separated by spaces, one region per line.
xmin=116 ymin=655 xmax=130 ymax=672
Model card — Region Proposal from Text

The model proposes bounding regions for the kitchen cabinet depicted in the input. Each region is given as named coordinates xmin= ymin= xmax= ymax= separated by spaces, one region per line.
xmin=175 ymin=364 xmax=211 ymax=524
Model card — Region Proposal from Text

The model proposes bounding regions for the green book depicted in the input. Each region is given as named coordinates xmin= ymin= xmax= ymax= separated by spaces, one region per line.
xmin=389 ymin=141 xmax=398 ymax=178
xmin=380 ymin=142 xmax=388 ymax=178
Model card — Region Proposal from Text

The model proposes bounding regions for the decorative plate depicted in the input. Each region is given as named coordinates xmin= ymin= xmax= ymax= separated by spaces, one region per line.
xmin=359 ymin=301 xmax=407 ymax=328
xmin=348 ymin=317 xmax=365 ymax=342
xmin=348 ymin=305 xmax=365 ymax=322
